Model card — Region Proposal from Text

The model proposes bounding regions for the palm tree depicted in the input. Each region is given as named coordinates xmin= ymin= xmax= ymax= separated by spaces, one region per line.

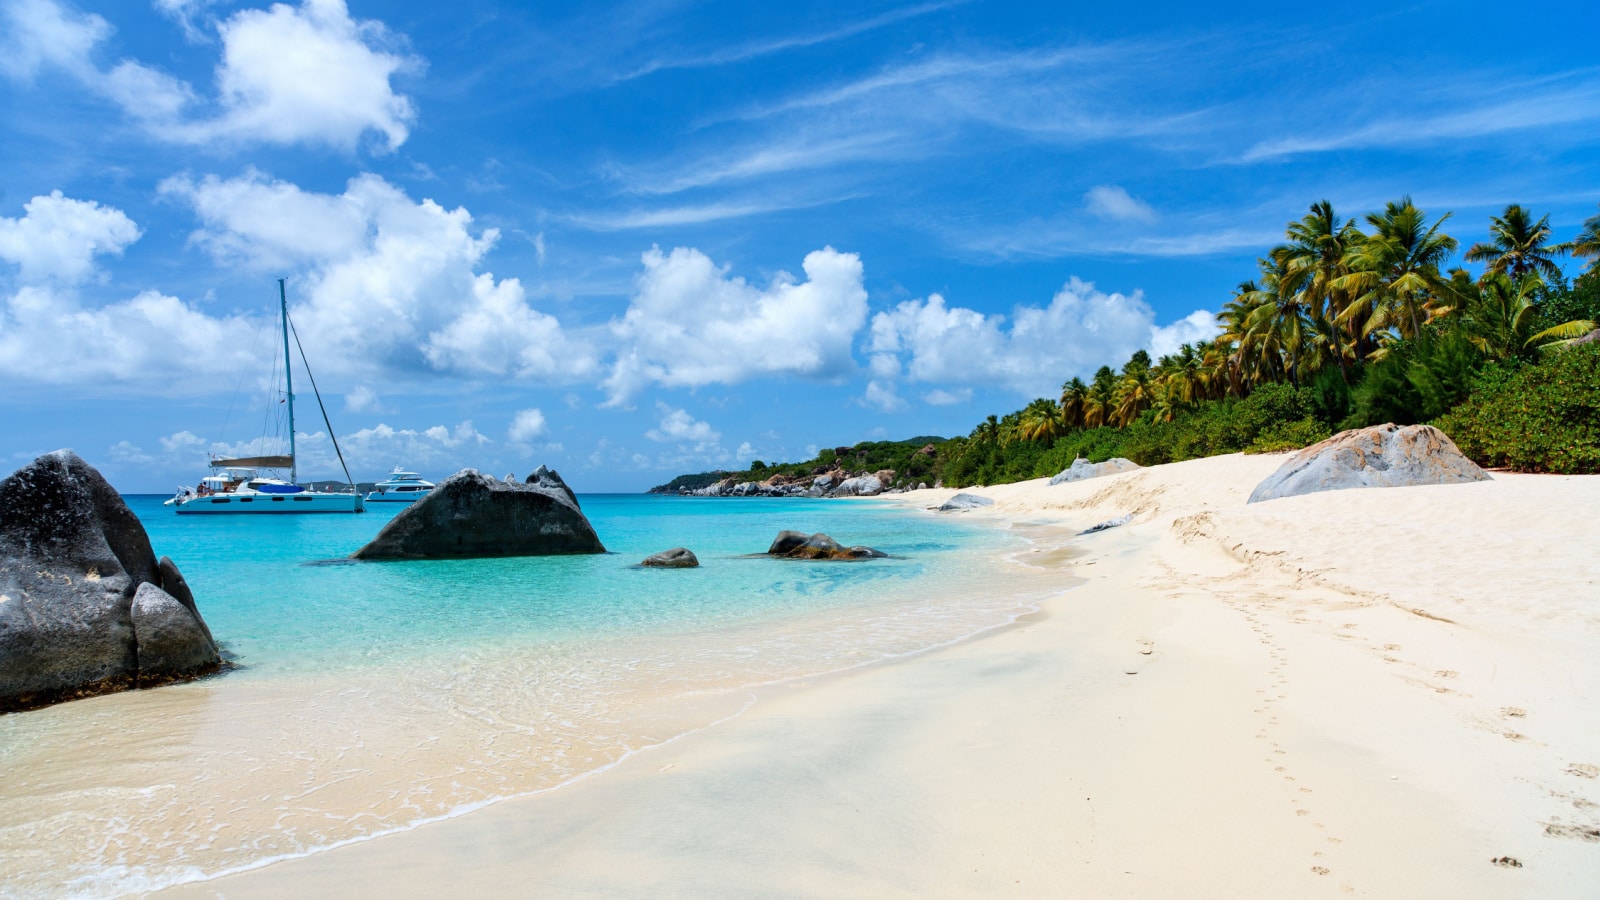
xmin=1168 ymin=343 xmax=1205 ymax=402
xmin=1463 ymin=204 xmax=1564 ymax=281
xmin=1282 ymin=200 xmax=1363 ymax=374
xmin=1017 ymin=398 xmax=1067 ymax=443
xmin=1459 ymin=272 xmax=1598 ymax=359
xmin=1082 ymin=366 xmax=1117 ymax=428
xmin=1217 ymin=282 xmax=1269 ymax=393
xmin=1555 ymin=204 xmax=1600 ymax=272
xmin=1335 ymin=197 xmax=1458 ymax=340
xmin=1240 ymin=249 xmax=1312 ymax=385
xmin=973 ymin=414 xmax=1000 ymax=445
xmin=1112 ymin=366 xmax=1156 ymax=426
xmin=1059 ymin=377 xmax=1089 ymax=429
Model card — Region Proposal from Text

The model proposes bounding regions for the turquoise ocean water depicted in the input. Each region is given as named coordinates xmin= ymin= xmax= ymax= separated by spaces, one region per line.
xmin=1 ymin=494 xmax=1047 ymax=898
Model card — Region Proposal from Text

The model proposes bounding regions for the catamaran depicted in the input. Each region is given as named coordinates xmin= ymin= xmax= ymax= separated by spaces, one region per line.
xmin=166 ymin=280 xmax=364 ymax=514
xmin=364 ymin=466 xmax=435 ymax=503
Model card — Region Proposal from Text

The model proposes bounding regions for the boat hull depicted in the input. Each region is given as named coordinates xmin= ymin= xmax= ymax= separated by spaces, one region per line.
xmin=174 ymin=493 xmax=364 ymax=514
xmin=363 ymin=492 xmax=429 ymax=503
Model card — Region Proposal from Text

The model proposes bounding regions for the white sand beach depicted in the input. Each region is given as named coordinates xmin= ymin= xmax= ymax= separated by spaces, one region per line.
xmin=161 ymin=453 xmax=1600 ymax=898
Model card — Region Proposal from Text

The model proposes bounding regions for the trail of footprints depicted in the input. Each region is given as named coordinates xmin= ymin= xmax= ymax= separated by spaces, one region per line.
xmin=1233 ymin=598 xmax=1353 ymax=888
xmin=1146 ymin=551 xmax=1600 ymax=880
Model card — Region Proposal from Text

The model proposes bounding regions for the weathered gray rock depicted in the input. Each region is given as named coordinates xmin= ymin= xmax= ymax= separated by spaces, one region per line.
xmin=766 ymin=531 xmax=884 ymax=560
xmin=1 ymin=451 xmax=219 ymax=712
xmin=131 ymin=583 xmax=219 ymax=683
xmin=938 ymin=492 xmax=995 ymax=511
xmin=641 ymin=547 xmax=698 ymax=568
xmin=813 ymin=474 xmax=835 ymax=490
xmin=1049 ymin=457 xmax=1141 ymax=486
xmin=832 ymin=474 xmax=884 ymax=497
xmin=353 ymin=468 xmax=605 ymax=559
xmin=1247 ymin=423 xmax=1490 ymax=504
xmin=526 ymin=465 xmax=578 ymax=506
xmin=1079 ymin=513 xmax=1133 ymax=535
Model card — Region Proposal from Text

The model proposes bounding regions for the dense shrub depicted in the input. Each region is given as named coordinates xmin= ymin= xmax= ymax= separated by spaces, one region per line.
xmin=1433 ymin=344 xmax=1600 ymax=473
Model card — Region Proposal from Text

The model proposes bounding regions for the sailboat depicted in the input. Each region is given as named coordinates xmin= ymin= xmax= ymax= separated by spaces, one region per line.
xmin=166 ymin=279 xmax=365 ymax=514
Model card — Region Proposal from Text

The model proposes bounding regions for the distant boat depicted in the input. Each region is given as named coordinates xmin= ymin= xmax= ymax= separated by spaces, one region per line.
xmin=364 ymin=467 xmax=435 ymax=503
xmin=166 ymin=279 xmax=364 ymax=515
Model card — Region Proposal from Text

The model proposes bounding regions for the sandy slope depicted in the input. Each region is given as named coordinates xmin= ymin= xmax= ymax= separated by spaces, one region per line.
xmin=160 ymin=453 xmax=1600 ymax=898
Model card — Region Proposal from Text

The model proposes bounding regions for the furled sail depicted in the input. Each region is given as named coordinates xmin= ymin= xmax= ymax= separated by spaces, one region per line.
xmin=211 ymin=455 xmax=293 ymax=469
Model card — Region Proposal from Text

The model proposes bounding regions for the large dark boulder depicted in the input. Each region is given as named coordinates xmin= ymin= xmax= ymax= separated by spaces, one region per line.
xmin=766 ymin=531 xmax=885 ymax=560
xmin=1247 ymin=424 xmax=1491 ymax=504
xmin=0 ymin=451 xmax=220 ymax=712
xmin=352 ymin=468 xmax=606 ymax=560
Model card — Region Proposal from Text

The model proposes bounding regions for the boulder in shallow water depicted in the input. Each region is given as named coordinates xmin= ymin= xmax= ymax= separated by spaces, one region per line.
xmin=938 ymin=492 xmax=994 ymax=511
xmin=1049 ymin=457 xmax=1140 ymax=486
xmin=352 ymin=468 xmax=605 ymax=559
xmin=1247 ymin=423 xmax=1490 ymax=504
xmin=131 ymin=582 xmax=220 ymax=683
xmin=641 ymin=547 xmax=698 ymax=568
xmin=766 ymin=531 xmax=884 ymax=560
xmin=0 ymin=451 xmax=219 ymax=712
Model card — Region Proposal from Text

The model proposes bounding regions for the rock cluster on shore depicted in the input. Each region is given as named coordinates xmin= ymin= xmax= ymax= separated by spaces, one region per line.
xmin=1049 ymin=457 xmax=1141 ymax=485
xmin=671 ymin=466 xmax=929 ymax=499
xmin=1 ymin=451 xmax=220 ymax=712
xmin=352 ymin=466 xmax=606 ymax=559
xmin=1247 ymin=423 xmax=1490 ymax=503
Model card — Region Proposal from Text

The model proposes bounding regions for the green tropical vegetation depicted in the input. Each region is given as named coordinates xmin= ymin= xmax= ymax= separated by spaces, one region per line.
xmin=655 ymin=199 xmax=1600 ymax=492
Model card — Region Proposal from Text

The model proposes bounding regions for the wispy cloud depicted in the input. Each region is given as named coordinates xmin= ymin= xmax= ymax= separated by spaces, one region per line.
xmin=1240 ymin=70 xmax=1600 ymax=162
xmin=569 ymin=193 xmax=857 ymax=230
xmin=614 ymin=0 xmax=967 ymax=82
xmin=605 ymin=133 xmax=908 ymax=195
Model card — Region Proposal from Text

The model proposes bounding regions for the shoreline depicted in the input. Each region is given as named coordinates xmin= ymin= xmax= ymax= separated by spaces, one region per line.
xmin=158 ymin=454 xmax=1599 ymax=895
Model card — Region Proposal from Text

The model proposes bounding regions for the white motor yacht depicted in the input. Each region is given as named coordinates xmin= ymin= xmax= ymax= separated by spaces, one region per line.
xmin=365 ymin=467 xmax=435 ymax=503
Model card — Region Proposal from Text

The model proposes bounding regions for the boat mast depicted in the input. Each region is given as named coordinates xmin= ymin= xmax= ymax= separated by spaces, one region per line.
xmin=279 ymin=277 xmax=297 ymax=486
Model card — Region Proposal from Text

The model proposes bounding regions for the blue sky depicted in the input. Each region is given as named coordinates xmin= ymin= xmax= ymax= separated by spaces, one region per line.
xmin=2 ymin=0 xmax=1597 ymax=492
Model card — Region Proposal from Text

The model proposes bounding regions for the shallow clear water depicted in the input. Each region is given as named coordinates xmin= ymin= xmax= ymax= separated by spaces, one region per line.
xmin=0 ymin=494 xmax=1049 ymax=898
xmin=140 ymin=494 xmax=1007 ymax=674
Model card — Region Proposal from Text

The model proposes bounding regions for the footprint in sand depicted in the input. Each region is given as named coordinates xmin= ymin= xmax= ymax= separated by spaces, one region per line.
xmin=1137 ymin=639 xmax=1154 ymax=656
xmin=1501 ymin=707 xmax=1527 ymax=718
xmin=1566 ymin=763 xmax=1599 ymax=779
xmin=1435 ymin=669 xmax=1459 ymax=679
xmin=1543 ymin=823 xmax=1600 ymax=842
xmin=1311 ymin=866 xmax=1330 ymax=875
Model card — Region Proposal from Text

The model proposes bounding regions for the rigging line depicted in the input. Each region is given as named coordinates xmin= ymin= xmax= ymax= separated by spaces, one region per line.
xmin=286 ymin=314 xmax=357 ymax=491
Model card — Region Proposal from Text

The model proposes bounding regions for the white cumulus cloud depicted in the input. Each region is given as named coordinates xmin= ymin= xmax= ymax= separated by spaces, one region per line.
xmin=507 ymin=408 xmax=547 ymax=443
xmin=865 ymin=277 xmax=1158 ymax=400
xmin=0 ymin=191 xmax=259 ymax=386
xmin=604 ymin=246 xmax=868 ymax=404
xmin=645 ymin=404 xmax=720 ymax=446
xmin=0 ymin=190 xmax=141 ymax=284
xmin=1150 ymin=309 xmax=1219 ymax=358
xmin=2 ymin=0 xmax=417 ymax=152
xmin=165 ymin=170 xmax=594 ymax=382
